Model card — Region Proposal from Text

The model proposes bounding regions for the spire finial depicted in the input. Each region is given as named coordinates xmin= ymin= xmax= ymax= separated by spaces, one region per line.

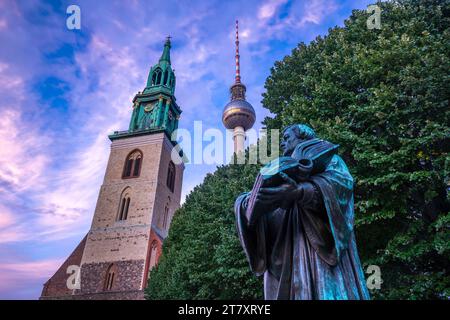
xmin=235 ymin=20 xmax=241 ymax=84
xmin=159 ymin=36 xmax=171 ymax=64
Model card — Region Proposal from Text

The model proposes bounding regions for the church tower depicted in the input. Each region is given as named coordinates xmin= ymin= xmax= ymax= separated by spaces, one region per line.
xmin=40 ymin=38 xmax=184 ymax=300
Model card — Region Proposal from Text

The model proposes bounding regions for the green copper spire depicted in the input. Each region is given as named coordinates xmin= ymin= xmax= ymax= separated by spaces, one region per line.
xmin=109 ymin=37 xmax=181 ymax=141
xmin=144 ymin=36 xmax=175 ymax=95
xmin=159 ymin=36 xmax=171 ymax=64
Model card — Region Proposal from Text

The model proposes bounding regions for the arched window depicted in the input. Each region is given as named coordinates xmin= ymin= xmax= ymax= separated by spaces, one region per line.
xmin=163 ymin=70 xmax=169 ymax=85
xmin=122 ymin=150 xmax=142 ymax=178
xmin=152 ymin=68 xmax=162 ymax=85
xmin=104 ymin=264 xmax=116 ymax=291
xmin=163 ymin=205 xmax=169 ymax=229
xmin=166 ymin=161 xmax=176 ymax=193
xmin=124 ymin=158 xmax=133 ymax=177
xmin=117 ymin=188 xmax=131 ymax=221
xmin=147 ymin=241 xmax=158 ymax=281
xmin=133 ymin=155 xmax=141 ymax=176
xmin=156 ymin=69 xmax=162 ymax=85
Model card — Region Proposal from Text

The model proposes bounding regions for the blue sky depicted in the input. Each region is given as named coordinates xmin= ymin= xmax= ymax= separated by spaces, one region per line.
xmin=0 ymin=0 xmax=374 ymax=299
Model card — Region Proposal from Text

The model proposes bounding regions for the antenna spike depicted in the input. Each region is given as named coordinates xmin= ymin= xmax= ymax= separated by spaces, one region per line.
xmin=235 ymin=20 xmax=241 ymax=84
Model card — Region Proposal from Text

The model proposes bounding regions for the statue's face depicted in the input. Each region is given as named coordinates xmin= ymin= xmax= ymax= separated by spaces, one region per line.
xmin=281 ymin=127 xmax=303 ymax=156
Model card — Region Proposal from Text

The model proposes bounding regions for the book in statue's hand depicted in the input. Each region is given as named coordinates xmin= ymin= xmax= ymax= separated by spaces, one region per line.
xmin=245 ymin=139 xmax=339 ymax=227
xmin=245 ymin=157 xmax=313 ymax=226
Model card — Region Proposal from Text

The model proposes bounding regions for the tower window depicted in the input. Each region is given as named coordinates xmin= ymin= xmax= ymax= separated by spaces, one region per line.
xmin=122 ymin=150 xmax=143 ymax=179
xmin=117 ymin=188 xmax=131 ymax=221
xmin=104 ymin=264 xmax=116 ymax=291
xmin=123 ymin=197 xmax=130 ymax=220
xmin=166 ymin=161 xmax=176 ymax=193
xmin=163 ymin=205 xmax=169 ymax=229
xmin=133 ymin=156 xmax=141 ymax=176
xmin=147 ymin=241 xmax=158 ymax=281
xmin=124 ymin=158 xmax=133 ymax=177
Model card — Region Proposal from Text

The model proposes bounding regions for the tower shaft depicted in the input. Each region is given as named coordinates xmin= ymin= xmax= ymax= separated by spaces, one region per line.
xmin=233 ymin=126 xmax=245 ymax=154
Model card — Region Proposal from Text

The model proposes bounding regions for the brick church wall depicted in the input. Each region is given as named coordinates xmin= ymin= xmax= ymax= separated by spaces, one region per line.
xmin=40 ymin=290 xmax=144 ymax=300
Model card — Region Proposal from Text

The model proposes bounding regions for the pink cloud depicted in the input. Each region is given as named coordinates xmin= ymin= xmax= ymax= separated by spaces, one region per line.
xmin=0 ymin=204 xmax=15 ymax=229
xmin=0 ymin=108 xmax=49 ymax=193
xmin=0 ymin=204 xmax=27 ymax=243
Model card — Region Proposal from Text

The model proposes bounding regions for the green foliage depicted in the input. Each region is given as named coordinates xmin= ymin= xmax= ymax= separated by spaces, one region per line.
xmin=262 ymin=0 xmax=449 ymax=299
xmin=145 ymin=162 xmax=264 ymax=299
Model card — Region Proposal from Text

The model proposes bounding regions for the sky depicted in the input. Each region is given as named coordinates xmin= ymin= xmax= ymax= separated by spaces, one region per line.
xmin=0 ymin=0 xmax=374 ymax=299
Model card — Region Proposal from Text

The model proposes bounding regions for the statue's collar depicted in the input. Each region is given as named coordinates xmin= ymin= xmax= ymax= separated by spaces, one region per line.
xmin=291 ymin=138 xmax=339 ymax=173
xmin=291 ymin=138 xmax=326 ymax=158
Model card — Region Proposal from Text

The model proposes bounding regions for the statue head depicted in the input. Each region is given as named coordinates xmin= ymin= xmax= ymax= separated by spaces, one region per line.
xmin=281 ymin=124 xmax=316 ymax=156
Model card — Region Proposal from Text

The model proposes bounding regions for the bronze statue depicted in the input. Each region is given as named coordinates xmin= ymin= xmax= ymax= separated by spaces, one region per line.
xmin=234 ymin=124 xmax=370 ymax=300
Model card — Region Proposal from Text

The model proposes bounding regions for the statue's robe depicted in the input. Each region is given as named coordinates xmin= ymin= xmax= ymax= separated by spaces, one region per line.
xmin=235 ymin=154 xmax=370 ymax=300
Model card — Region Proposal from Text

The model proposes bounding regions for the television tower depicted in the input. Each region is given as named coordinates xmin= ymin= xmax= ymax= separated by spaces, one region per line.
xmin=222 ymin=20 xmax=256 ymax=154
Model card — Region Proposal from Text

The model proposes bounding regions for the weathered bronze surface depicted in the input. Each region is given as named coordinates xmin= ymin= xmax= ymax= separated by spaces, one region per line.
xmin=235 ymin=124 xmax=370 ymax=300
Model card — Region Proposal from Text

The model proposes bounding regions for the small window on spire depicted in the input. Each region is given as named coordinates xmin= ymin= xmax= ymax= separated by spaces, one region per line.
xmin=156 ymin=70 xmax=162 ymax=85
xmin=163 ymin=70 xmax=169 ymax=85
xmin=152 ymin=68 xmax=162 ymax=85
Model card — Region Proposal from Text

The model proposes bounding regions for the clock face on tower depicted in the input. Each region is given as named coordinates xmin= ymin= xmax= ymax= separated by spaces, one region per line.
xmin=144 ymin=102 xmax=156 ymax=113
xmin=138 ymin=102 xmax=157 ymax=130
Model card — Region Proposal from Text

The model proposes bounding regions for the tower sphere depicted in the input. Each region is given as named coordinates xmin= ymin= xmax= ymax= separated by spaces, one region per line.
xmin=222 ymin=99 xmax=256 ymax=131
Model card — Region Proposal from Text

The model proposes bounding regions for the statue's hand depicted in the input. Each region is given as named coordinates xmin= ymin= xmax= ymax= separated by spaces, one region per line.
xmin=257 ymin=172 xmax=303 ymax=210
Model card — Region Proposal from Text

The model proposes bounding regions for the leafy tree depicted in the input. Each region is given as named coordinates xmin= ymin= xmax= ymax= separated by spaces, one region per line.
xmin=145 ymin=162 xmax=263 ymax=299
xmin=262 ymin=0 xmax=449 ymax=299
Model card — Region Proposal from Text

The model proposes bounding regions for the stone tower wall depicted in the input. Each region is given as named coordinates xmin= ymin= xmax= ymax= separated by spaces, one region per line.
xmin=76 ymin=132 xmax=183 ymax=297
